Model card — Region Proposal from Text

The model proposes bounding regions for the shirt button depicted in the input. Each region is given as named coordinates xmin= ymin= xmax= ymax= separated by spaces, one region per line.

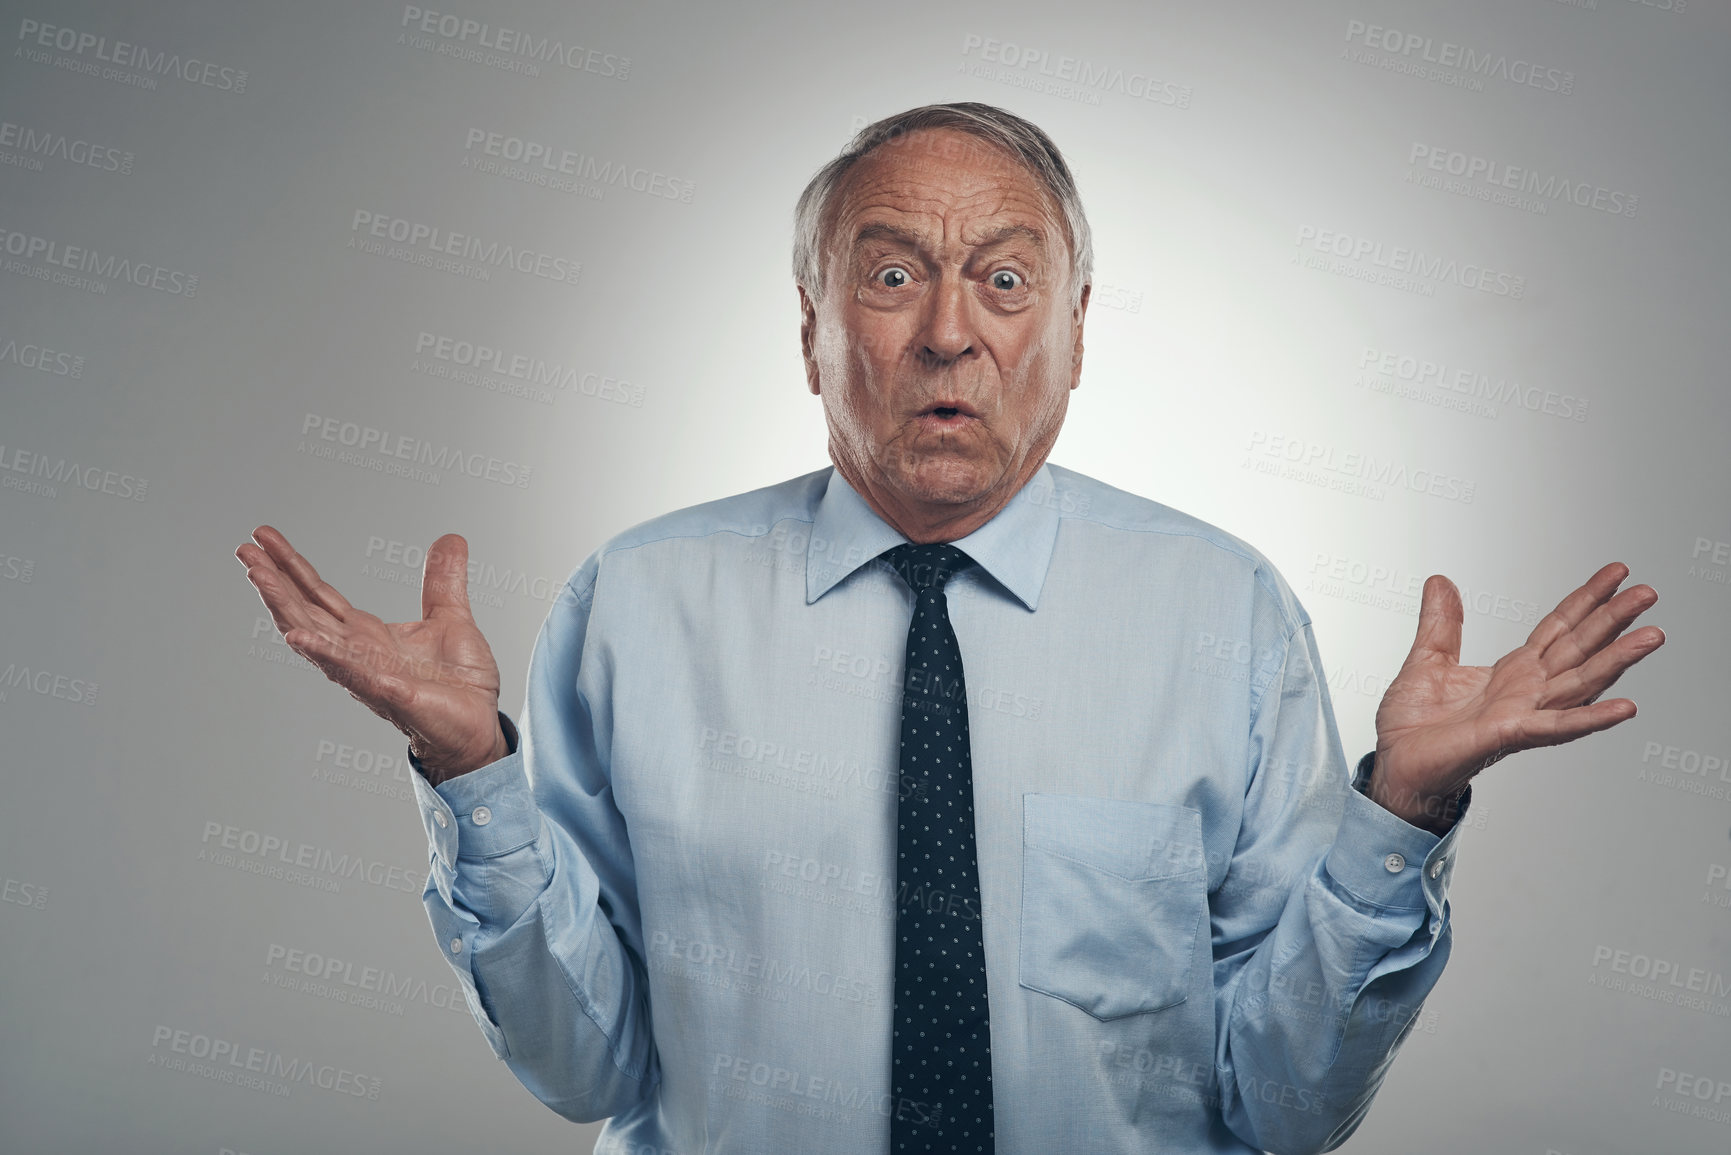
xmin=433 ymin=810 xmax=448 ymax=829
xmin=472 ymin=806 xmax=492 ymax=826
xmin=450 ymin=937 xmax=463 ymax=954
xmin=1384 ymin=852 xmax=1406 ymax=873
xmin=1429 ymin=858 xmax=1445 ymax=879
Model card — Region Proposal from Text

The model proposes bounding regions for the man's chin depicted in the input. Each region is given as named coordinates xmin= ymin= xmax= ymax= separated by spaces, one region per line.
xmin=891 ymin=461 xmax=1002 ymax=508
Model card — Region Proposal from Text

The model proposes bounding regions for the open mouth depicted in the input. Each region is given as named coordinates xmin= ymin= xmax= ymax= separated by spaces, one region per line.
xmin=920 ymin=401 xmax=978 ymax=421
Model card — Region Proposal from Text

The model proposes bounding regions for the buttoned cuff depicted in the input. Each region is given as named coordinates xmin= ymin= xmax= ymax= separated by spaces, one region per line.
xmin=408 ymin=712 xmax=535 ymax=871
xmin=1327 ymin=752 xmax=1466 ymax=937
xmin=411 ymin=755 xmax=538 ymax=868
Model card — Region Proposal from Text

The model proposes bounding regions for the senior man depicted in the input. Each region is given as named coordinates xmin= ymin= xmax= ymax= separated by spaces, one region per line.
xmin=236 ymin=102 xmax=1663 ymax=1154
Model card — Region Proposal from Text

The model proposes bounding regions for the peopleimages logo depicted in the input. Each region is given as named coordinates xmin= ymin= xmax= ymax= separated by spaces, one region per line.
xmin=1 ymin=875 xmax=48 ymax=910
xmin=1356 ymin=346 xmax=1589 ymax=423
xmin=1654 ymin=1066 xmax=1731 ymax=1126
xmin=1689 ymin=536 xmax=1731 ymax=591
xmin=16 ymin=17 xmax=248 ymax=92
xmin=0 ymin=550 xmax=35 ymax=584
xmin=1340 ymin=19 xmax=1574 ymax=95
xmin=959 ymin=33 xmax=1192 ymax=108
xmin=462 ymin=129 xmax=694 ymax=203
xmin=648 ymin=929 xmax=879 ymax=1007
xmin=698 ymin=725 xmax=902 ymax=801
xmin=1408 ymin=144 xmax=1637 ymax=218
xmin=397 ymin=6 xmax=629 ymax=79
xmin=1294 ymin=225 xmax=1526 ymax=299
xmin=264 ymin=943 xmax=468 ymax=1016
xmin=1589 ymin=943 xmax=1731 ymax=1016
xmin=0 ymin=440 xmax=148 ymax=502
xmin=0 ymin=333 xmax=85 ymax=378
xmin=710 ymin=1051 xmax=944 ymax=1129
xmin=1306 ymin=551 xmax=1544 ymax=626
xmin=348 ymin=210 xmax=581 ymax=286
xmin=0 ymin=119 xmax=132 ymax=175
xmin=0 ymin=659 xmax=99 ymax=706
xmin=147 ymin=1024 xmax=381 ymax=1101
xmin=1243 ymin=430 xmax=1477 ymax=504
xmin=0 ymin=225 xmax=197 ymax=296
xmin=411 ymin=330 xmax=645 ymax=407
xmin=198 ymin=820 xmax=422 ymax=895
xmin=362 ymin=534 xmax=569 ymax=609
xmin=298 ymin=411 xmax=534 ymax=489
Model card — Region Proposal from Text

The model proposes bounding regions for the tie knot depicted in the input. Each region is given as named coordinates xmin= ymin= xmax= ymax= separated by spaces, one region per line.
xmin=881 ymin=542 xmax=976 ymax=593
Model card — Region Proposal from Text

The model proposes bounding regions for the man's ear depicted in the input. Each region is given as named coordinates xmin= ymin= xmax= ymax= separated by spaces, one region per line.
xmin=1069 ymin=281 xmax=1090 ymax=390
xmin=798 ymin=283 xmax=821 ymax=395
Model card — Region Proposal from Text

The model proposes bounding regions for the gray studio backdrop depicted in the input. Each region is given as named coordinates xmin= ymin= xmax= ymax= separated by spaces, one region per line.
xmin=2 ymin=0 xmax=1727 ymax=1152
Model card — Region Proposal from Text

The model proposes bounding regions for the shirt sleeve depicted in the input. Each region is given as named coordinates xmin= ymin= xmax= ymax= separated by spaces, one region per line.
xmin=1211 ymin=613 xmax=1470 ymax=1155
xmin=407 ymin=562 xmax=659 ymax=1123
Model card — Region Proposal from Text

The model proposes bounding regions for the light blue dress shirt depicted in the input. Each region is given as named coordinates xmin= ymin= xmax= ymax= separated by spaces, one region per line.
xmin=409 ymin=461 xmax=1469 ymax=1155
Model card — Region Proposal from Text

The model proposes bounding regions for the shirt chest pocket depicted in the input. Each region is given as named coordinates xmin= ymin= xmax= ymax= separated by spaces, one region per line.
xmin=1018 ymin=793 xmax=1207 ymax=1021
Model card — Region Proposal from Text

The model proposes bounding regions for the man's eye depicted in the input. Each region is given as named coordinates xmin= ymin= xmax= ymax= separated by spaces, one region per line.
xmin=990 ymin=270 xmax=1024 ymax=291
xmin=878 ymin=267 xmax=910 ymax=288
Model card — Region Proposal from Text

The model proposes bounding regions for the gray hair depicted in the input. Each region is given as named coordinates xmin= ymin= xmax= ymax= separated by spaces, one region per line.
xmin=792 ymin=102 xmax=1093 ymax=308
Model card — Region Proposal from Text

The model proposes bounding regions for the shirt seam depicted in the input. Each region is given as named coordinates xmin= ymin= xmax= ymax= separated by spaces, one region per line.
xmin=549 ymin=565 xmax=650 ymax=1086
xmin=1050 ymin=517 xmax=1300 ymax=621
xmin=1245 ymin=618 xmax=1305 ymax=728
xmin=531 ymin=883 xmax=658 ymax=1086
xmin=1323 ymin=869 xmax=1429 ymax=915
xmin=597 ymin=519 xmax=815 ymax=559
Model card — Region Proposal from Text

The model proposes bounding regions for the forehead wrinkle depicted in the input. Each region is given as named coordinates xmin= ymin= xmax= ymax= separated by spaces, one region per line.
xmin=850 ymin=221 xmax=927 ymax=251
xmin=845 ymin=201 xmax=1056 ymax=264
xmin=826 ymin=149 xmax=1064 ymax=275
xmin=960 ymin=223 xmax=1048 ymax=254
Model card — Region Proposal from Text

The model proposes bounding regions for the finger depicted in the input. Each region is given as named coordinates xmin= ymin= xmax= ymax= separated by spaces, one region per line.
xmin=1524 ymin=562 xmax=1627 ymax=654
xmin=237 ymin=545 xmax=325 ymax=638
xmin=1407 ymin=574 xmax=1464 ymax=664
xmin=1540 ymin=582 xmax=1660 ymax=676
xmin=422 ymin=533 xmax=474 ymax=621
xmin=250 ymin=524 xmax=354 ymax=621
xmin=1506 ymin=697 xmax=1639 ymax=750
xmin=1540 ymin=625 xmax=1666 ymax=709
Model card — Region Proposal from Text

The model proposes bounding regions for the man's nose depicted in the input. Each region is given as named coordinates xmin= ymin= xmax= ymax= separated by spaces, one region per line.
xmin=917 ymin=273 xmax=977 ymax=364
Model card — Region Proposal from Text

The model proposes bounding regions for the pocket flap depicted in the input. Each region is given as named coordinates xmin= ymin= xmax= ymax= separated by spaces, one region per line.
xmin=1023 ymin=794 xmax=1204 ymax=881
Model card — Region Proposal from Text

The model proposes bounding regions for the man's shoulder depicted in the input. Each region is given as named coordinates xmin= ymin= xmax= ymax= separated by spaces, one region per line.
xmin=1046 ymin=463 xmax=1269 ymax=564
xmin=591 ymin=466 xmax=829 ymax=559
xmin=1045 ymin=463 xmax=1307 ymax=626
xmin=555 ymin=468 xmax=828 ymax=597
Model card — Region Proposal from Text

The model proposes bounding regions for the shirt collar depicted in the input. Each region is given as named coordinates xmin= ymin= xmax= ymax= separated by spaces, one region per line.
xmin=805 ymin=464 xmax=1061 ymax=612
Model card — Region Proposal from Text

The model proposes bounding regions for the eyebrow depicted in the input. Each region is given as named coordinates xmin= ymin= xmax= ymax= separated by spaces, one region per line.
xmin=850 ymin=223 xmax=925 ymax=251
xmin=849 ymin=222 xmax=1047 ymax=253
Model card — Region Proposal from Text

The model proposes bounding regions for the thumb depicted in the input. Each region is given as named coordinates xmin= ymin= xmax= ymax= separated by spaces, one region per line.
xmin=1410 ymin=574 xmax=1464 ymax=665
xmin=422 ymin=533 xmax=473 ymax=620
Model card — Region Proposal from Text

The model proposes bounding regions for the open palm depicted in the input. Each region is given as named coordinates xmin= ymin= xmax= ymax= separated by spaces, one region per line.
xmin=1371 ymin=562 xmax=1664 ymax=830
xmin=235 ymin=525 xmax=507 ymax=782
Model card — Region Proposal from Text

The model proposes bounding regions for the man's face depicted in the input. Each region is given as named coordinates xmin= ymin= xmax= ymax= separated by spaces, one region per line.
xmin=799 ymin=128 xmax=1088 ymax=537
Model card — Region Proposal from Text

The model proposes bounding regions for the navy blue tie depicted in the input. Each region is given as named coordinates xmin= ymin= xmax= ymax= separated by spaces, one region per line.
xmin=880 ymin=542 xmax=994 ymax=1153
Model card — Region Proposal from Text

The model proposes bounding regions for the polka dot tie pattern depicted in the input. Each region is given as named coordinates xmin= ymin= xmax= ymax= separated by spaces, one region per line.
xmin=879 ymin=543 xmax=995 ymax=1154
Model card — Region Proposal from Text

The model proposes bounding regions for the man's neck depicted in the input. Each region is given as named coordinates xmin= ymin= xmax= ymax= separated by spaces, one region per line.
xmin=829 ymin=450 xmax=1049 ymax=545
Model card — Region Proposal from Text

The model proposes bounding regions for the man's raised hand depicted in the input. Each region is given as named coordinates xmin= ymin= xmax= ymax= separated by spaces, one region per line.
xmin=234 ymin=525 xmax=509 ymax=785
xmin=1370 ymin=562 xmax=1665 ymax=834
